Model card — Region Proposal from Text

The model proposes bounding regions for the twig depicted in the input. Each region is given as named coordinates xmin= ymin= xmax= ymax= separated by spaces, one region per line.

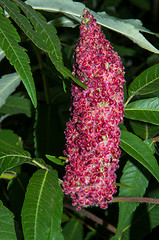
xmin=64 ymin=203 xmax=117 ymax=233
xmin=64 ymin=196 xmax=159 ymax=234
xmin=64 ymin=208 xmax=96 ymax=232
xmin=152 ymin=136 xmax=159 ymax=142
xmin=112 ymin=197 xmax=159 ymax=204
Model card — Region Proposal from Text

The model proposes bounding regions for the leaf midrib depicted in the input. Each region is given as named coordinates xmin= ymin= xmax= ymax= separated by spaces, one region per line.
xmin=0 ymin=76 xmax=20 ymax=96
xmin=34 ymin=170 xmax=48 ymax=240
xmin=0 ymin=154 xmax=30 ymax=159
xmin=125 ymin=108 xmax=159 ymax=112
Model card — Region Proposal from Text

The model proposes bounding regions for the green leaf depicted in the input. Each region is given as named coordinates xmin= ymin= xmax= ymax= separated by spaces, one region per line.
xmin=0 ymin=0 xmax=47 ymax=51
xmin=20 ymin=0 xmax=61 ymax=50
xmin=0 ymin=13 xmax=37 ymax=107
xmin=14 ymin=0 xmax=64 ymax=69
xmin=144 ymin=139 xmax=156 ymax=154
xmin=0 ymin=143 xmax=31 ymax=175
xmin=7 ymin=173 xmax=30 ymax=218
xmin=84 ymin=232 xmax=96 ymax=240
xmin=0 ymin=5 xmax=3 ymax=14
xmin=61 ymin=214 xmax=69 ymax=223
xmin=21 ymin=168 xmax=63 ymax=240
xmin=46 ymin=155 xmax=65 ymax=166
xmin=0 ymin=129 xmax=22 ymax=148
xmin=109 ymin=236 xmax=119 ymax=240
xmin=0 ymin=48 xmax=5 ymax=61
xmin=25 ymin=0 xmax=159 ymax=53
xmin=0 ymin=73 xmax=21 ymax=108
xmin=0 ymin=0 xmax=85 ymax=89
xmin=142 ymin=187 xmax=159 ymax=233
xmin=124 ymin=97 xmax=159 ymax=125
xmin=16 ymin=0 xmax=86 ymax=89
xmin=115 ymin=160 xmax=149 ymax=236
xmin=0 ymin=95 xmax=32 ymax=117
xmin=121 ymin=185 xmax=159 ymax=240
xmin=62 ymin=218 xmax=83 ymax=240
xmin=54 ymin=227 xmax=64 ymax=240
xmin=49 ymin=16 xmax=78 ymax=28
xmin=0 ymin=172 xmax=17 ymax=180
xmin=128 ymin=64 xmax=159 ymax=97
xmin=120 ymin=130 xmax=159 ymax=181
xmin=0 ymin=200 xmax=17 ymax=240
xmin=129 ymin=120 xmax=159 ymax=139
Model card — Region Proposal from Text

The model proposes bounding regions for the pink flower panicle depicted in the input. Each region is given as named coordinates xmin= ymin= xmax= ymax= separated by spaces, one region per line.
xmin=62 ymin=9 xmax=125 ymax=210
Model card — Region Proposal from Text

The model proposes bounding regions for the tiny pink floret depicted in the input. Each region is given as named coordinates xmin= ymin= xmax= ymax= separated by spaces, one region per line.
xmin=62 ymin=9 xmax=125 ymax=209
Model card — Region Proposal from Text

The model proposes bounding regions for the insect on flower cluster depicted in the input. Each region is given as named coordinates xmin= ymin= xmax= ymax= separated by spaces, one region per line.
xmin=62 ymin=9 xmax=125 ymax=210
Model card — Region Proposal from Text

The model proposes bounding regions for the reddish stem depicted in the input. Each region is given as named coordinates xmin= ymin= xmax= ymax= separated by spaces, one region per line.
xmin=64 ymin=203 xmax=117 ymax=233
xmin=112 ymin=197 xmax=159 ymax=204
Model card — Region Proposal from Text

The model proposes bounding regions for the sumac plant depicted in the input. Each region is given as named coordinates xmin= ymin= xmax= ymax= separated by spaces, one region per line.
xmin=0 ymin=0 xmax=159 ymax=240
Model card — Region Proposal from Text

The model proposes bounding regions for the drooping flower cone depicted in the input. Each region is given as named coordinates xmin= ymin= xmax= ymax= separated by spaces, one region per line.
xmin=62 ymin=9 xmax=125 ymax=209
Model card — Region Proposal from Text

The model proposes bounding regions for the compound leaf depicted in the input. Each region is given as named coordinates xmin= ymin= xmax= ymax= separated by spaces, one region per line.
xmin=25 ymin=0 xmax=159 ymax=53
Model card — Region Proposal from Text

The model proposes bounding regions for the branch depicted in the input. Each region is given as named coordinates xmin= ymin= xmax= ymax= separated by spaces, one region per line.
xmin=112 ymin=197 xmax=159 ymax=204
xmin=64 ymin=196 xmax=159 ymax=234
xmin=64 ymin=203 xmax=117 ymax=233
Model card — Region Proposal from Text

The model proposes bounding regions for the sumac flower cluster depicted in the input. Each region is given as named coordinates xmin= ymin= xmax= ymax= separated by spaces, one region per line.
xmin=62 ymin=9 xmax=125 ymax=209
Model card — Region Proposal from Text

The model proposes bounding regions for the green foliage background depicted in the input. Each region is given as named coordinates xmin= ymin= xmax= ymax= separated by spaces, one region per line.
xmin=0 ymin=0 xmax=159 ymax=239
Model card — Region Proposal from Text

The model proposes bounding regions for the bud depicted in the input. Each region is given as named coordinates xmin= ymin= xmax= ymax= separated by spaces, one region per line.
xmin=62 ymin=9 xmax=125 ymax=209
